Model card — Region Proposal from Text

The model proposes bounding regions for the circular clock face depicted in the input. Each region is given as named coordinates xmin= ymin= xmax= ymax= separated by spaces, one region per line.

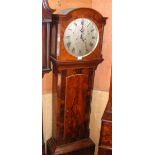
xmin=64 ymin=18 xmax=99 ymax=58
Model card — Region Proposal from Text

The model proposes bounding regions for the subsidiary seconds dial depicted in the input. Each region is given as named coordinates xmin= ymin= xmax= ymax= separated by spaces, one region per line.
xmin=64 ymin=18 xmax=99 ymax=58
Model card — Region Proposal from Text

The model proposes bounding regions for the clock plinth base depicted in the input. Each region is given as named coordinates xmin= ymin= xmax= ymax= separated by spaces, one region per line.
xmin=47 ymin=138 xmax=95 ymax=155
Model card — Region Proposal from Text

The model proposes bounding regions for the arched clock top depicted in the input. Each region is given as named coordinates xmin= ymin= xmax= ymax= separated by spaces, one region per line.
xmin=50 ymin=8 xmax=107 ymax=62
xmin=52 ymin=8 xmax=107 ymax=23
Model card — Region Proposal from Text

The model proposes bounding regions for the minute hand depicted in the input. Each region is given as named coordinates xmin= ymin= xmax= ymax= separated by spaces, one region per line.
xmin=80 ymin=34 xmax=85 ymax=42
xmin=84 ymin=40 xmax=89 ymax=52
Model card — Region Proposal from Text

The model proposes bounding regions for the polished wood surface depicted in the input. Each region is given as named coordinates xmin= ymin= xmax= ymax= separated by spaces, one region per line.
xmin=42 ymin=1 xmax=54 ymax=154
xmin=43 ymin=0 xmax=55 ymax=18
xmin=47 ymin=8 xmax=107 ymax=155
xmin=42 ymin=0 xmax=54 ymax=75
xmin=42 ymin=136 xmax=46 ymax=155
xmin=98 ymin=77 xmax=112 ymax=155
xmin=47 ymin=138 xmax=95 ymax=155
xmin=51 ymin=67 xmax=96 ymax=145
xmin=64 ymin=74 xmax=88 ymax=140
xmin=50 ymin=8 xmax=107 ymax=61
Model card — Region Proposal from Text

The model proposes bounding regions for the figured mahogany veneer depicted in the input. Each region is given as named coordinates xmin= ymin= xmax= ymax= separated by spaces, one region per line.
xmin=47 ymin=138 xmax=95 ymax=155
xmin=98 ymin=77 xmax=112 ymax=155
xmin=47 ymin=8 xmax=107 ymax=155
xmin=64 ymin=74 xmax=88 ymax=139
xmin=51 ymin=66 xmax=96 ymax=144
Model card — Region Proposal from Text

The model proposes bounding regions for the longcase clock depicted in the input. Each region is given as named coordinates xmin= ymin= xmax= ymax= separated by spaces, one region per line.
xmin=47 ymin=8 xmax=107 ymax=155
xmin=42 ymin=0 xmax=54 ymax=155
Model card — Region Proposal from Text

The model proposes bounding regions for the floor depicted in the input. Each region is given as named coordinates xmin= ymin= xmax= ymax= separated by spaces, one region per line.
xmin=42 ymin=90 xmax=109 ymax=155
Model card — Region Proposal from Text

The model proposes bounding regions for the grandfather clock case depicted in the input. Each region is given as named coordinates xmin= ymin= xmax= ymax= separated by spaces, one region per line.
xmin=46 ymin=8 xmax=107 ymax=155
xmin=42 ymin=0 xmax=54 ymax=155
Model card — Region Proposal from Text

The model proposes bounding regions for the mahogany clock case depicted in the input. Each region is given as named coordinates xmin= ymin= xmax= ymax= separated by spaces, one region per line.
xmin=50 ymin=8 xmax=107 ymax=62
xmin=42 ymin=1 xmax=54 ymax=154
xmin=45 ymin=8 xmax=107 ymax=155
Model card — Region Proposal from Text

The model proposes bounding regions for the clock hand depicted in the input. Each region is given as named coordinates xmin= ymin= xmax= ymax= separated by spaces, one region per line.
xmin=80 ymin=29 xmax=84 ymax=33
xmin=80 ymin=34 xmax=85 ymax=42
xmin=80 ymin=34 xmax=88 ymax=52
xmin=84 ymin=41 xmax=89 ymax=53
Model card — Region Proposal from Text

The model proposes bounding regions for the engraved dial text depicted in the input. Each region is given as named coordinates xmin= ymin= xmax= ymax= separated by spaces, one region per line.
xmin=64 ymin=18 xmax=99 ymax=58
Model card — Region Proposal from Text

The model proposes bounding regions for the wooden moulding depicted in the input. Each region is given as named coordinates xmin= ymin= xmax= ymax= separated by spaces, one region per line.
xmin=47 ymin=138 xmax=95 ymax=155
xmin=42 ymin=0 xmax=55 ymax=19
xmin=50 ymin=56 xmax=104 ymax=70
xmin=42 ymin=0 xmax=54 ymax=75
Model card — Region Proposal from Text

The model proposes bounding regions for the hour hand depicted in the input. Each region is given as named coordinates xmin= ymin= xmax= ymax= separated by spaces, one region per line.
xmin=80 ymin=28 xmax=84 ymax=33
xmin=80 ymin=34 xmax=85 ymax=42
xmin=84 ymin=41 xmax=89 ymax=53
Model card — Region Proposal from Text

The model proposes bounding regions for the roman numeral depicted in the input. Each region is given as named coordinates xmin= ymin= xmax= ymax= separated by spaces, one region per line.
xmin=72 ymin=48 xmax=75 ymax=53
xmin=81 ymin=20 xmax=84 ymax=25
xmin=67 ymin=42 xmax=71 ymax=48
xmin=92 ymin=36 xmax=96 ymax=39
xmin=91 ymin=29 xmax=95 ymax=32
xmin=74 ymin=22 xmax=77 ymax=26
xmin=89 ymin=42 xmax=94 ymax=47
xmin=68 ymin=28 xmax=72 ymax=31
xmin=87 ymin=23 xmax=90 ymax=27
xmin=86 ymin=48 xmax=89 ymax=52
xmin=66 ymin=36 xmax=70 ymax=38
xmin=79 ymin=50 xmax=82 ymax=54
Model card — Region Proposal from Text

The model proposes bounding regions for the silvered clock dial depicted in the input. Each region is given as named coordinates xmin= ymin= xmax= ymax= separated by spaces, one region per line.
xmin=64 ymin=18 xmax=99 ymax=58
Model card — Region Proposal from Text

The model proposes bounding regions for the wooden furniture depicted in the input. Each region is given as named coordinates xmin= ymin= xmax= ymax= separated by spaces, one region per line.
xmin=47 ymin=8 xmax=107 ymax=155
xmin=42 ymin=1 xmax=54 ymax=155
xmin=42 ymin=0 xmax=54 ymax=75
xmin=42 ymin=129 xmax=46 ymax=155
xmin=48 ymin=0 xmax=92 ymax=11
xmin=98 ymin=78 xmax=112 ymax=155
